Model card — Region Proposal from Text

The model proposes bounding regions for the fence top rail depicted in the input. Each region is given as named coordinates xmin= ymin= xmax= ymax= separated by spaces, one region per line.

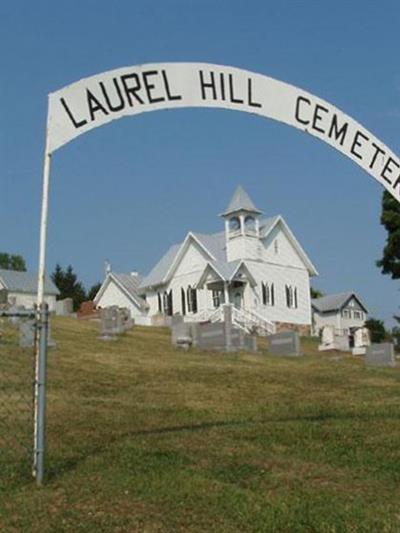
xmin=0 ymin=310 xmax=36 ymax=318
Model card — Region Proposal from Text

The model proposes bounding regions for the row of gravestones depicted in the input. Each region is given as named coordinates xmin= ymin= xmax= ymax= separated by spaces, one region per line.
xmin=171 ymin=317 xmax=397 ymax=369
xmin=170 ymin=309 xmax=257 ymax=352
xmin=268 ymin=330 xmax=396 ymax=368
xmin=318 ymin=325 xmax=371 ymax=355
xmin=99 ymin=306 xmax=133 ymax=340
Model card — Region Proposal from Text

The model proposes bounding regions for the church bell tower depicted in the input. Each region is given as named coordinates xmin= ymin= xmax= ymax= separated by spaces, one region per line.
xmin=220 ymin=186 xmax=263 ymax=262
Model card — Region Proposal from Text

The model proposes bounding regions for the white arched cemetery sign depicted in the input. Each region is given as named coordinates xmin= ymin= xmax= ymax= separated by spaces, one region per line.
xmin=47 ymin=63 xmax=400 ymax=204
xmin=34 ymin=62 xmax=400 ymax=484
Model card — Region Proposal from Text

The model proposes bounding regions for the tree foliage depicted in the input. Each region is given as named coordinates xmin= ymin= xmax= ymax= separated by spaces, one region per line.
xmin=51 ymin=264 xmax=86 ymax=311
xmin=377 ymin=191 xmax=400 ymax=279
xmin=365 ymin=318 xmax=387 ymax=344
xmin=0 ymin=253 xmax=26 ymax=271
xmin=310 ymin=287 xmax=324 ymax=299
xmin=87 ymin=282 xmax=101 ymax=302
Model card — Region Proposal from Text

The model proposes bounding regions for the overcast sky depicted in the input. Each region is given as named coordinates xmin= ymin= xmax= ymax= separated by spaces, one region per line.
xmin=1 ymin=0 xmax=399 ymax=326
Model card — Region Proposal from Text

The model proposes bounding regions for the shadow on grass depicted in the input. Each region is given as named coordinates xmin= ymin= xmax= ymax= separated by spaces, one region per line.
xmin=45 ymin=409 xmax=400 ymax=482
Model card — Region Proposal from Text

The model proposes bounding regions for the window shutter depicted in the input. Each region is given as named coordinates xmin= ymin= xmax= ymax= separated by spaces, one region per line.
xmin=157 ymin=292 xmax=162 ymax=313
xmin=271 ymin=283 xmax=275 ymax=306
xmin=181 ymin=288 xmax=186 ymax=315
xmin=192 ymin=288 xmax=198 ymax=314
xmin=168 ymin=289 xmax=173 ymax=316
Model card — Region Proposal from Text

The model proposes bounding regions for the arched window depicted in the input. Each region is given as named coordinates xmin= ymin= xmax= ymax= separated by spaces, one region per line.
xmin=186 ymin=285 xmax=198 ymax=313
xmin=285 ymin=285 xmax=298 ymax=309
xmin=244 ymin=215 xmax=256 ymax=232
xmin=262 ymin=282 xmax=275 ymax=306
xmin=229 ymin=217 xmax=240 ymax=232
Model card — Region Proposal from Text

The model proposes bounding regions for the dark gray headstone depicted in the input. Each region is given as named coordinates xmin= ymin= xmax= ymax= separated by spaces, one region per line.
xmin=365 ymin=343 xmax=396 ymax=368
xmin=19 ymin=319 xmax=35 ymax=348
xmin=268 ymin=331 xmax=301 ymax=356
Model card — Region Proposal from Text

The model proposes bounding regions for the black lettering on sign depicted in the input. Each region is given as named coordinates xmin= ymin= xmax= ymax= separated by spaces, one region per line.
xmin=312 ymin=104 xmax=329 ymax=134
xmin=120 ymin=73 xmax=145 ymax=105
xmin=369 ymin=142 xmax=386 ymax=170
xmin=87 ymin=89 xmax=109 ymax=121
xmin=60 ymin=97 xmax=88 ymax=129
xmin=393 ymin=173 xmax=400 ymax=191
xmin=220 ymin=73 xmax=226 ymax=101
xmin=295 ymin=96 xmax=311 ymax=125
xmin=142 ymin=70 xmax=165 ymax=104
xmin=381 ymin=157 xmax=400 ymax=185
xmin=99 ymin=78 xmax=125 ymax=112
xmin=248 ymin=78 xmax=262 ymax=108
xmin=350 ymin=130 xmax=369 ymax=160
xmin=162 ymin=70 xmax=182 ymax=101
xmin=228 ymin=74 xmax=244 ymax=104
xmin=328 ymin=114 xmax=348 ymax=146
xmin=199 ymin=70 xmax=217 ymax=100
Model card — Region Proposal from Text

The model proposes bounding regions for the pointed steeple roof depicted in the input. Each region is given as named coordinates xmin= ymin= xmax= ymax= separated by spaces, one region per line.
xmin=220 ymin=186 xmax=262 ymax=217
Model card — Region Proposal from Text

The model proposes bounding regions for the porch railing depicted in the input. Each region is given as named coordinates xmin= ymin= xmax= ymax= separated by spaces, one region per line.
xmin=232 ymin=306 xmax=276 ymax=336
xmin=189 ymin=305 xmax=275 ymax=336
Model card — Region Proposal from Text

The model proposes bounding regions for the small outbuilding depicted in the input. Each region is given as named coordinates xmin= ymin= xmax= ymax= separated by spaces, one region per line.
xmin=312 ymin=292 xmax=368 ymax=337
xmin=94 ymin=271 xmax=149 ymax=325
xmin=0 ymin=268 xmax=59 ymax=311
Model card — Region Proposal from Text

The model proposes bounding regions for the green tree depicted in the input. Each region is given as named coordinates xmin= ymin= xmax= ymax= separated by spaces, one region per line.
xmin=377 ymin=191 xmax=400 ymax=279
xmin=0 ymin=253 xmax=26 ymax=271
xmin=310 ymin=287 xmax=324 ymax=299
xmin=365 ymin=318 xmax=387 ymax=344
xmin=51 ymin=264 xmax=86 ymax=311
xmin=392 ymin=326 xmax=400 ymax=353
xmin=87 ymin=282 xmax=101 ymax=301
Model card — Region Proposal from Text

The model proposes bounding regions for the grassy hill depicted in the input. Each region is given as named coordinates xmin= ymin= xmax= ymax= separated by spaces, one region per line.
xmin=1 ymin=317 xmax=400 ymax=532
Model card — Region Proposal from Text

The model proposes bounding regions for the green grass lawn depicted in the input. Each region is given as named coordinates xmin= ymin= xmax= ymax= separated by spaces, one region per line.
xmin=1 ymin=317 xmax=400 ymax=532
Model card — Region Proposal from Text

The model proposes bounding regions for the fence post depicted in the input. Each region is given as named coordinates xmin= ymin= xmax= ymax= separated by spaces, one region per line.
xmin=34 ymin=303 xmax=48 ymax=486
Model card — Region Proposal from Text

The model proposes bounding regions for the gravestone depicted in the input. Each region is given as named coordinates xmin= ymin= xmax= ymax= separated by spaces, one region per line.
xmin=171 ymin=315 xmax=192 ymax=348
xmin=352 ymin=327 xmax=371 ymax=356
xmin=365 ymin=343 xmax=396 ymax=368
xmin=268 ymin=330 xmax=301 ymax=356
xmin=319 ymin=326 xmax=349 ymax=352
xmin=99 ymin=306 xmax=132 ymax=340
xmin=56 ymin=298 xmax=73 ymax=316
xmin=19 ymin=319 xmax=36 ymax=348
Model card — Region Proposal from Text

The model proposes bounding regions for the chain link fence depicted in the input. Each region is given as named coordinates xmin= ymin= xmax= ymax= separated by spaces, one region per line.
xmin=0 ymin=311 xmax=36 ymax=485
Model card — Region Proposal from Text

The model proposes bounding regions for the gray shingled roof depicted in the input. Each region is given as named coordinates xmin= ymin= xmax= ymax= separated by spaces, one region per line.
xmin=208 ymin=259 xmax=241 ymax=280
xmin=312 ymin=292 xmax=367 ymax=313
xmin=111 ymin=272 xmax=148 ymax=310
xmin=139 ymin=216 xmax=280 ymax=290
xmin=0 ymin=269 xmax=59 ymax=295
xmin=221 ymin=185 xmax=262 ymax=216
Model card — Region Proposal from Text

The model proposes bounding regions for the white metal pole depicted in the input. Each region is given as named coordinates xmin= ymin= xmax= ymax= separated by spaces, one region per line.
xmin=33 ymin=123 xmax=52 ymax=480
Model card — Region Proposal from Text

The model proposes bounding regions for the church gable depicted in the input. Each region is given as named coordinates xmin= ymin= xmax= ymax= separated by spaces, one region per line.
xmin=261 ymin=218 xmax=317 ymax=274
xmin=169 ymin=235 xmax=213 ymax=279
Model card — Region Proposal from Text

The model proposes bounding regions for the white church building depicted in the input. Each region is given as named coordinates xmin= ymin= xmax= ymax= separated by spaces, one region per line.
xmin=95 ymin=186 xmax=318 ymax=334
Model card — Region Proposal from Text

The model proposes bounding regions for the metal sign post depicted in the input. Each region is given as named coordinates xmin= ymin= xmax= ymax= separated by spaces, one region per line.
xmin=33 ymin=130 xmax=51 ymax=485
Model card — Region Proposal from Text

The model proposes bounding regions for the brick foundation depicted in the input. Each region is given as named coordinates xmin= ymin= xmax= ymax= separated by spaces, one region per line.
xmin=275 ymin=322 xmax=311 ymax=336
